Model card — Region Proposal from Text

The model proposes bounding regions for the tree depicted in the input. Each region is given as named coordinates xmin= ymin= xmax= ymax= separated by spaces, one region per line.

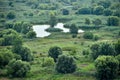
xmin=95 ymin=56 xmax=119 ymax=80
xmin=0 ymin=48 xmax=14 ymax=68
xmin=26 ymin=31 xmax=36 ymax=39
xmin=21 ymin=22 xmax=32 ymax=34
xmin=7 ymin=11 xmax=16 ymax=19
xmin=85 ymin=18 xmax=90 ymax=25
xmin=13 ymin=22 xmax=23 ymax=33
xmin=56 ymin=55 xmax=76 ymax=73
xmin=76 ymin=7 xmax=91 ymax=14
xmin=62 ymin=9 xmax=69 ymax=15
xmin=103 ymin=9 xmax=113 ymax=16
xmin=7 ymin=60 xmax=30 ymax=77
xmin=107 ymin=16 xmax=119 ymax=26
xmin=48 ymin=46 xmax=62 ymax=62
xmin=93 ymin=18 xmax=102 ymax=26
xmin=97 ymin=1 xmax=111 ymax=8
xmin=49 ymin=12 xmax=57 ymax=27
xmin=91 ymin=43 xmax=116 ymax=59
xmin=93 ymin=6 xmax=104 ymax=15
xmin=83 ymin=32 xmax=93 ymax=39
xmin=70 ymin=24 xmax=78 ymax=34
xmin=115 ymin=54 xmax=120 ymax=74
xmin=113 ymin=10 xmax=120 ymax=17
xmin=114 ymin=39 xmax=120 ymax=55
xmin=42 ymin=57 xmax=55 ymax=67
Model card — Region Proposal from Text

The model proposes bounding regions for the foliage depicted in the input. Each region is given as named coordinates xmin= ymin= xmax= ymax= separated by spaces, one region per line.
xmin=107 ymin=16 xmax=119 ymax=26
xmin=48 ymin=46 xmax=62 ymax=62
xmin=5 ymin=22 xmax=14 ymax=29
xmin=6 ymin=11 xmax=16 ymax=19
xmin=83 ymin=32 xmax=93 ymax=39
xmin=7 ymin=59 xmax=30 ymax=77
xmin=103 ymin=9 xmax=113 ymax=16
xmin=114 ymin=39 xmax=120 ymax=55
xmin=56 ymin=55 xmax=76 ymax=73
xmin=95 ymin=56 xmax=119 ymax=80
xmin=91 ymin=43 xmax=116 ymax=59
xmin=70 ymin=24 xmax=78 ymax=34
xmin=49 ymin=13 xmax=57 ymax=27
xmin=93 ymin=6 xmax=104 ymax=15
xmin=115 ymin=54 xmax=120 ymax=73
xmin=0 ymin=48 xmax=14 ymax=68
xmin=62 ymin=9 xmax=69 ymax=15
xmin=21 ymin=22 xmax=32 ymax=34
xmin=45 ymin=27 xmax=63 ymax=32
xmin=76 ymin=7 xmax=91 ymax=14
xmin=113 ymin=10 xmax=120 ymax=17
xmin=92 ymin=18 xmax=102 ymax=26
xmin=85 ymin=18 xmax=90 ymax=25
xmin=26 ymin=31 xmax=36 ymax=39
xmin=97 ymin=0 xmax=111 ymax=8
xmin=12 ymin=46 xmax=33 ymax=62
xmin=42 ymin=57 xmax=55 ymax=67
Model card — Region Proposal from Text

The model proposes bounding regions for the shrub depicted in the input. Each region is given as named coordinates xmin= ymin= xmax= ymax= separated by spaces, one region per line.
xmin=62 ymin=9 xmax=69 ymax=15
xmin=107 ymin=16 xmax=119 ymax=26
xmin=26 ymin=31 xmax=36 ymax=39
xmin=7 ymin=11 xmax=16 ymax=19
xmin=93 ymin=6 xmax=104 ymax=15
xmin=92 ymin=18 xmax=102 ymax=26
xmin=91 ymin=43 xmax=116 ymax=59
xmin=97 ymin=1 xmax=111 ymax=8
xmin=42 ymin=57 xmax=55 ymax=67
xmin=95 ymin=56 xmax=119 ymax=80
xmin=113 ymin=10 xmax=120 ymax=17
xmin=21 ymin=22 xmax=32 ymax=34
xmin=56 ymin=55 xmax=76 ymax=73
xmin=5 ymin=22 xmax=14 ymax=29
xmin=103 ymin=9 xmax=113 ymax=16
xmin=93 ymin=35 xmax=99 ymax=41
xmin=85 ymin=18 xmax=90 ymax=25
xmin=114 ymin=39 xmax=120 ymax=55
xmin=0 ymin=12 xmax=5 ymax=18
xmin=45 ymin=27 xmax=63 ymax=32
xmin=29 ymin=13 xmax=33 ymax=16
xmin=76 ymin=7 xmax=91 ymax=14
xmin=83 ymin=32 xmax=93 ymax=39
xmin=70 ymin=24 xmax=78 ymax=34
xmin=0 ymin=48 xmax=14 ymax=68
xmin=7 ymin=60 xmax=30 ymax=77
xmin=48 ymin=46 xmax=62 ymax=62
xmin=115 ymin=54 xmax=120 ymax=74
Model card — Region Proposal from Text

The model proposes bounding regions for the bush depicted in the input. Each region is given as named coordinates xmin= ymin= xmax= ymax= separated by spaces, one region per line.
xmin=48 ymin=46 xmax=62 ymax=62
xmin=56 ymin=55 xmax=76 ymax=73
xmin=62 ymin=9 xmax=69 ymax=15
xmin=21 ymin=22 xmax=32 ymax=34
xmin=7 ymin=60 xmax=30 ymax=77
xmin=7 ymin=11 xmax=16 ymax=19
xmin=83 ymin=32 xmax=93 ymax=39
xmin=5 ymin=22 xmax=14 ymax=29
xmin=115 ymin=54 xmax=120 ymax=74
xmin=103 ymin=9 xmax=113 ymax=16
xmin=26 ymin=31 xmax=36 ymax=39
xmin=0 ymin=48 xmax=14 ymax=68
xmin=45 ymin=27 xmax=63 ymax=32
xmin=93 ymin=6 xmax=104 ymax=15
xmin=107 ymin=16 xmax=119 ymax=26
xmin=42 ymin=57 xmax=55 ymax=67
xmin=85 ymin=18 xmax=90 ymax=25
xmin=29 ymin=13 xmax=33 ymax=16
xmin=91 ymin=43 xmax=116 ymax=59
xmin=97 ymin=1 xmax=111 ymax=8
xmin=76 ymin=7 xmax=91 ymax=14
xmin=114 ymin=39 xmax=120 ymax=55
xmin=95 ymin=56 xmax=119 ymax=80
xmin=92 ymin=18 xmax=102 ymax=26
xmin=93 ymin=35 xmax=99 ymax=41
xmin=113 ymin=10 xmax=120 ymax=17
xmin=0 ymin=12 xmax=5 ymax=18
xmin=70 ymin=24 xmax=78 ymax=34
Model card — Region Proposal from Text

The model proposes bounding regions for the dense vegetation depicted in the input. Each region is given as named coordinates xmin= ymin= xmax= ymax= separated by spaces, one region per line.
xmin=0 ymin=0 xmax=120 ymax=80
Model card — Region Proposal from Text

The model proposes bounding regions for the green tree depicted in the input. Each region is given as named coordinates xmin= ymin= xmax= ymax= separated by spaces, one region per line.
xmin=97 ymin=1 xmax=111 ymax=8
xmin=93 ymin=6 xmax=104 ymax=15
xmin=114 ymin=39 xmax=120 ymax=55
xmin=21 ymin=22 xmax=32 ymax=34
xmin=76 ymin=7 xmax=91 ymax=14
xmin=103 ymin=9 xmax=113 ymax=16
xmin=26 ymin=31 xmax=36 ymax=39
xmin=0 ymin=48 xmax=14 ymax=68
xmin=107 ymin=16 xmax=119 ymax=26
xmin=83 ymin=32 xmax=93 ymax=39
xmin=7 ymin=60 xmax=30 ymax=77
xmin=13 ymin=22 xmax=23 ymax=33
xmin=115 ymin=54 xmax=120 ymax=74
xmin=6 ymin=11 xmax=16 ymax=19
xmin=62 ymin=9 xmax=69 ymax=15
xmin=49 ymin=12 xmax=57 ymax=27
xmin=91 ymin=43 xmax=116 ymax=59
xmin=56 ymin=55 xmax=76 ymax=73
xmin=85 ymin=18 xmax=90 ymax=25
xmin=48 ymin=46 xmax=62 ymax=62
xmin=95 ymin=56 xmax=119 ymax=80
xmin=70 ymin=24 xmax=78 ymax=34
xmin=42 ymin=57 xmax=55 ymax=67
xmin=93 ymin=18 xmax=102 ymax=26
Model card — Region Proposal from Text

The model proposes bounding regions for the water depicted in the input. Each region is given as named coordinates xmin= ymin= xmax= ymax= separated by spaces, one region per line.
xmin=33 ymin=23 xmax=84 ymax=37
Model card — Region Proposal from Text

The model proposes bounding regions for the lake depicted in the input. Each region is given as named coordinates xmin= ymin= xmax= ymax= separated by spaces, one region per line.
xmin=33 ymin=23 xmax=84 ymax=37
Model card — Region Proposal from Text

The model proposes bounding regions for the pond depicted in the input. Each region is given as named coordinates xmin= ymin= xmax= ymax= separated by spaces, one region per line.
xmin=33 ymin=23 xmax=84 ymax=37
